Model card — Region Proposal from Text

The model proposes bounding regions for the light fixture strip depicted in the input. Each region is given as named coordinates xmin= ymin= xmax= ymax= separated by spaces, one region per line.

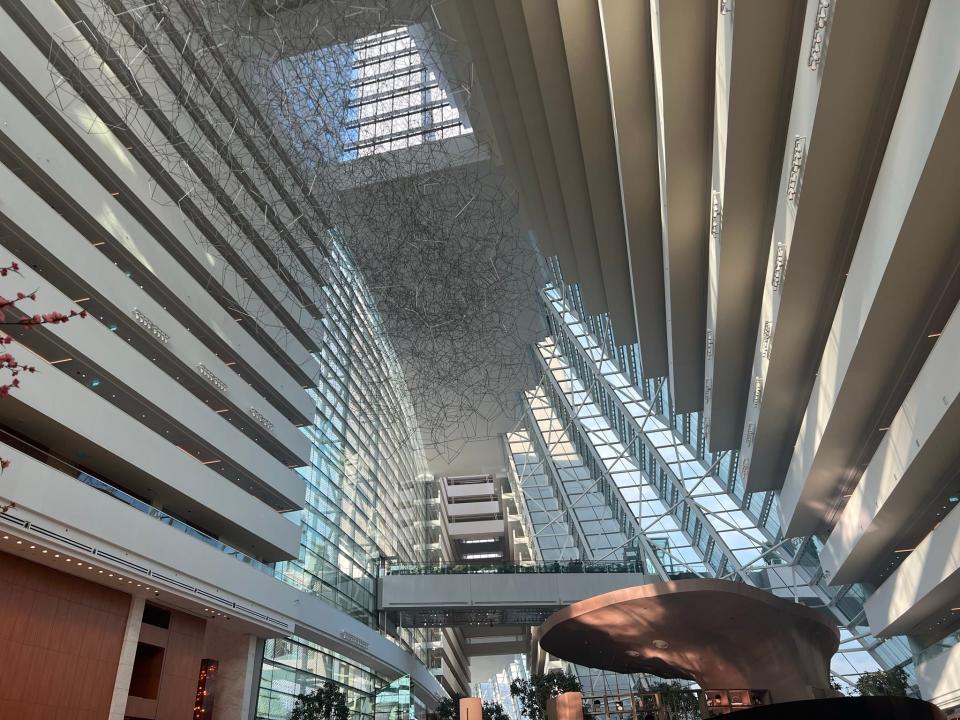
xmin=772 ymin=242 xmax=788 ymax=292
xmin=761 ymin=320 xmax=773 ymax=358
xmin=196 ymin=363 xmax=228 ymax=393
xmin=786 ymin=135 xmax=806 ymax=203
xmin=131 ymin=308 xmax=170 ymax=344
xmin=249 ymin=407 xmax=275 ymax=432
xmin=711 ymin=191 xmax=723 ymax=242
xmin=807 ymin=0 xmax=834 ymax=71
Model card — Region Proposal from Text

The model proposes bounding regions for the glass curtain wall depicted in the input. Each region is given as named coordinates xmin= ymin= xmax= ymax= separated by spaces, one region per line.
xmin=260 ymin=22 xmax=474 ymax=720
xmin=257 ymin=237 xmax=432 ymax=719
xmin=509 ymin=259 xmax=914 ymax=693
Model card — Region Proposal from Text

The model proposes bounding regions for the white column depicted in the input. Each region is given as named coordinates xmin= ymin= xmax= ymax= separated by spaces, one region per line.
xmin=202 ymin=624 xmax=264 ymax=720
xmin=108 ymin=596 xmax=145 ymax=720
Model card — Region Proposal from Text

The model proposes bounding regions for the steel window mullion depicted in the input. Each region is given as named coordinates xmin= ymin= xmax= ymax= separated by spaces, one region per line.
xmin=541 ymin=293 xmax=754 ymax=582
xmin=534 ymin=349 xmax=692 ymax=579
xmin=346 ymin=100 xmax=452 ymax=131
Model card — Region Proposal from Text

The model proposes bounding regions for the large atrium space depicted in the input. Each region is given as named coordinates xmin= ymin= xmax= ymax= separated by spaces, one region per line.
xmin=0 ymin=1 xmax=958 ymax=719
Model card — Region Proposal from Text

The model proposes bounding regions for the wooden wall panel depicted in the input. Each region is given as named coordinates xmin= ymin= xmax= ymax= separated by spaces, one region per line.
xmin=154 ymin=610 xmax=205 ymax=720
xmin=0 ymin=550 xmax=130 ymax=720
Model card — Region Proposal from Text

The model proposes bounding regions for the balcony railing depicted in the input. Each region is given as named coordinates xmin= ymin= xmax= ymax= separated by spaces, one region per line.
xmin=0 ymin=430 xmax=276 ymax=577
xmin=916 ymin=631 xmax=960 ymax=666
xmin=382 ymin=559 xmax=691 ymax=576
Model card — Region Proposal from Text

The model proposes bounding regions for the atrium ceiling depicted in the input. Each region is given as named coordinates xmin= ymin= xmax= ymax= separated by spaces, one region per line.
xmin=226 ymin=0 xmax=959 ymax=550
xmin=190 ymin=0 xmax=551 ymax=475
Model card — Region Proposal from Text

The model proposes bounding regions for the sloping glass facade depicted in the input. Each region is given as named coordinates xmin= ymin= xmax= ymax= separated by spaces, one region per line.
xmin=257 ymin=237 xmax=432 ymax=720
xmin=259 ymin=22 xmax=473 ymax=719
xmin=509 ymin=261 xmax=914 ymax=693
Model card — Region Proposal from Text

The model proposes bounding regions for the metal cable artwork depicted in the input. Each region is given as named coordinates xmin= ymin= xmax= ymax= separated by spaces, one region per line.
xmin=47 ymin=0 xmax=545 ymax=466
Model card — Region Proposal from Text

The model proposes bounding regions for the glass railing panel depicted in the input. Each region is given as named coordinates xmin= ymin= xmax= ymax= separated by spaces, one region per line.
xmin=381 ymin=559 xmax=698 ymax=577
xmin=0 ymin=433 xmax=275 ymax=577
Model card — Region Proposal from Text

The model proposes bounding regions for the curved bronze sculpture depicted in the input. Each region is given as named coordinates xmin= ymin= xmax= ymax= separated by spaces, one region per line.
xmin=539 ymin=579 xmax=840 ymax=704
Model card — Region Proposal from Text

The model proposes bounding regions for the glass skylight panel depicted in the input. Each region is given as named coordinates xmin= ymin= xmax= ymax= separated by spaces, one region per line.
xmin=538 ymin=299 xmax=776 ymax=573
xmin=274 ymin=27 xmax=471 ymax=163
xmin=533 ymin=342 xmax=708 ymax=572
xmin=346 ymin=28 xmax=472 ymax=158
xmin=535 ymin=282 xmax=912 ymax=679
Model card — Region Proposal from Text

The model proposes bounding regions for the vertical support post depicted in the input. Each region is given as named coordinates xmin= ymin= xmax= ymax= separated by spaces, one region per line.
xmin=547 ymin=692 xmax=584 ymax=720
xmin=108 ymin=596 xmax=145 ymax=720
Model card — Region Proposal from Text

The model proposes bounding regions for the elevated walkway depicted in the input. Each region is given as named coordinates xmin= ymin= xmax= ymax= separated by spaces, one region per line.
xmin=379 ymin=561 xmax=667 ymax=658
xmin=378 ymin=561 xmax=676 ymax=628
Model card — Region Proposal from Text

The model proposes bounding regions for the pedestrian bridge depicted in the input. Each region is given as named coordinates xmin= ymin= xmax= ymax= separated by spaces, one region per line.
xmin=377 ymin=561 xmax=686 ymax=628
xmin=378 ymin=561 xmax=670 ymax=658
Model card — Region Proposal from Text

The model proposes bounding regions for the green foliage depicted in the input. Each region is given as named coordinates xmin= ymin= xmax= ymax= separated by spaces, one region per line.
xmin=435 ymin=693 xmax=466 ymax=720
xmin=482 ymin=701 xmax=511 ymax=720
xmin=854 ymin=667 xmax=910 ymax=697
xmin=647 ymin=682 xmax=699 ymax=720
xmin=509 ymin=671 xmax=582 ymax=720
xmin=291 ymin=681 xmax=351 ymax=720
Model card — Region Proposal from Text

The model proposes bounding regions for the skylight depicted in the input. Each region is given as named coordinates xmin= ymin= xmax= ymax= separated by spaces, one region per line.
xmin=346 ymin=27 xmax=471 ymax=159
xmin=273 ymin=26 xmax=472 ymax=163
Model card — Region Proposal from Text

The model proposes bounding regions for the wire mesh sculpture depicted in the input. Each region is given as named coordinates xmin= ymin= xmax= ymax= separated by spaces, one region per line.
xmin=48 ymin=0 xmax=547 ymax=466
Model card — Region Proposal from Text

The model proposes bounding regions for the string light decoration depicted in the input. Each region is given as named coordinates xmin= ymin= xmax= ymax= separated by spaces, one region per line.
xmin=46 ymin=0 xmax=546 ymax=467
xmin=193 ymin=658 xmax=218 ymax=719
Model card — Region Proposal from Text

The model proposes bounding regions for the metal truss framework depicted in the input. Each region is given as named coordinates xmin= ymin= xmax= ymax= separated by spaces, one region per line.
xmin=508 ymin=282 xmax=914 ymax=688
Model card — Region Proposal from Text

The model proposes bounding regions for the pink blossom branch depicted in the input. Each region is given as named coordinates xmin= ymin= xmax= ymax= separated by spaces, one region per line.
xmin=0 ymin=261 xmax=85 ymax=473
